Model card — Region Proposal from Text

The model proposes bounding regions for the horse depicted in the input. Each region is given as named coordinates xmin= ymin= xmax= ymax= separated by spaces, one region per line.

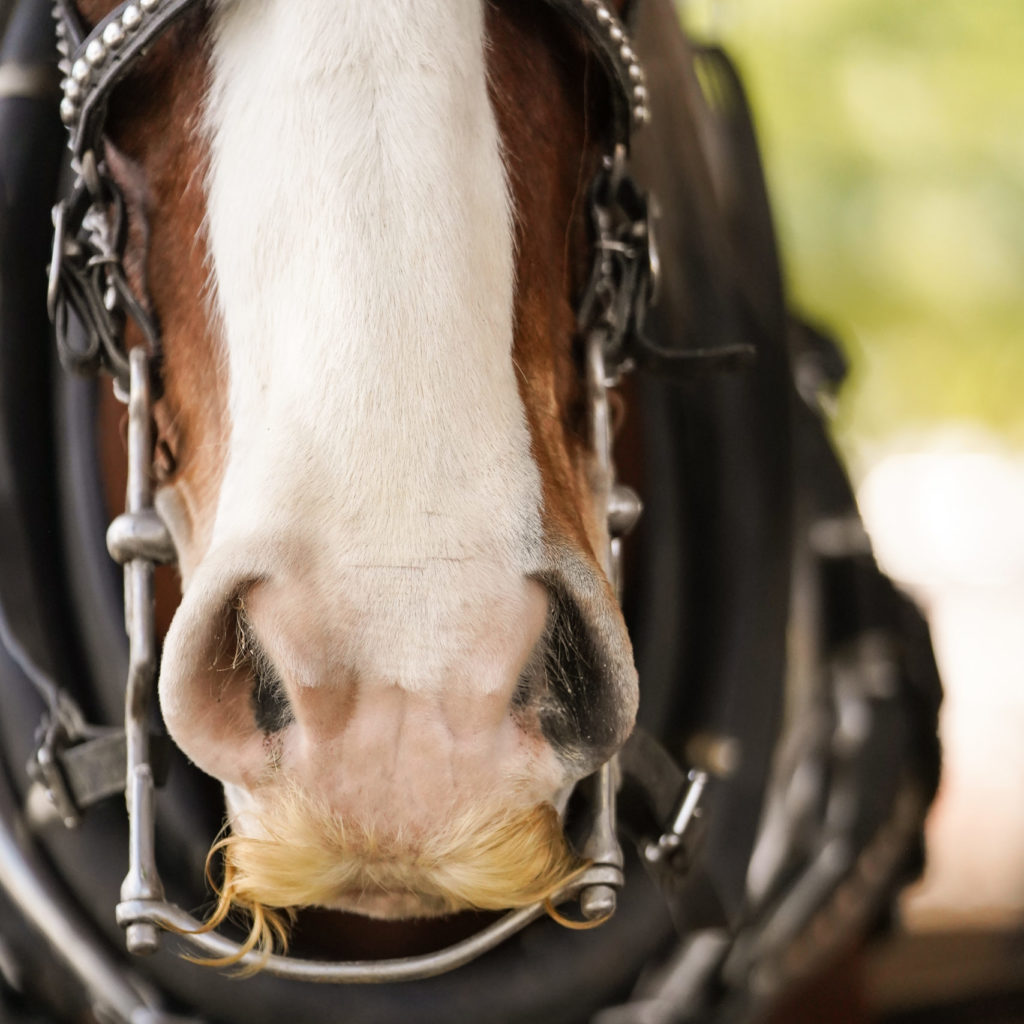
xmin=0 ymin=0 xmax=942 ymax=1020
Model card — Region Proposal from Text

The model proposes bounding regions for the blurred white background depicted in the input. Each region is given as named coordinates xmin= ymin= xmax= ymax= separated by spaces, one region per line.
xmin=859 ymin=431 xmax=1024 ymax=930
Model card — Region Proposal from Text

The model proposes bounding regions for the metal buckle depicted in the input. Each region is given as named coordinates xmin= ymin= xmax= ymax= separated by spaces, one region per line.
xmin=30 ymin=716 xmax=82 ymax=830
xmin=26 ymin=683 xmax=120 ymax=831
xmin=27 ymin=721 xmax=135 ymax=830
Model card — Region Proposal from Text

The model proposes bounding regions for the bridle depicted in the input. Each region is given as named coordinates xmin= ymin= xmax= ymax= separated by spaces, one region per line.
xmin=40 ymin=0 xmax=714 ymax=983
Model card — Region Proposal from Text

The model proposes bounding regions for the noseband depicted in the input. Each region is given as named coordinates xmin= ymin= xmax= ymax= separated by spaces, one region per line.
xmin=42 ymin=0 xmax=690 ymax=982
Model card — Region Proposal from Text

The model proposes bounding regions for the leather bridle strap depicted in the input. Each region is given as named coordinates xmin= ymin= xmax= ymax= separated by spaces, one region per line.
xmin=543 ymin=0 xmax=650 ymax=142
xmin=48 ymin=0 xmax=205 ymax=388
xmin=53 ymin=0 xmax=649 ymax=157
xmin=54 ymin=0 xmax=204 ymax=159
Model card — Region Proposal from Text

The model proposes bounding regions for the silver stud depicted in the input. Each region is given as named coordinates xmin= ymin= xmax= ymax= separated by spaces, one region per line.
xmin=633 ymin=84 xmax=648 ymax=103
xmin=620 ymin=44 xmax=635 ymax=62
xmin=608 ymin=484 xmax=643 ymax=537
xmin=58 ymin=58 xmax=71 ymax=75
xmin=609 ymin=25 xmax=623 ymax=43
xmin=122 ymin=4 xmax=142 ymax=29
xmin=60 ymin=96 xmax=77 ymax=124
xmin=103 ymin=21 xmax=125 ymax=47
xmin=628 ymin=63 xmax=643 ymax=83
xmin=595 ymin=6 xmax=611 ymax=24
xmin=85 ymin=39 xmax=107 ymax=66
xmin=56 ymin=37 xmax=70 ymax=56
xmin=140 ymin=0 xmax=159 ymax=11
xmin=64 ymin=78 xmax=81 ymax=101
xmin=634 ymin=105 xmax=650 ymax=124
xmin=72 ymin=58 xmax=91 ymax=84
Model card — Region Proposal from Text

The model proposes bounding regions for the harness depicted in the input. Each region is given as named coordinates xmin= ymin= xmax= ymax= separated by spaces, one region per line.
xmin=0 ymin=0 xmax=941 ymax=1021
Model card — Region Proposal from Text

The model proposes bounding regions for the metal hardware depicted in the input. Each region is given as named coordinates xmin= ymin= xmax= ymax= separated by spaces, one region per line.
xmin=30 ymin=717 xmax=81 ymax=829
xmin=26 ymin=682 xmax=127 ymax=830
xmin=578 ymin=759 xmax=625 ymax=921
xmin=607 ymin=483 xmax=643 ymax=540
xmin=27 ymin=730 xmax=129 ymax=829
xmin=573 ymin=236 xmax=647 ymax=919
xmin=107 ymin=509 xmax=176 ymax=566
xmin=644 ymin=769 xmax=709 ymax=864
xmin=578 ymin=146 xmax=655 ymax=381
xmin=116 ymin=858 xmax=621 ymax=983
xmin=115 ymin=348 xmax=170 ymax=957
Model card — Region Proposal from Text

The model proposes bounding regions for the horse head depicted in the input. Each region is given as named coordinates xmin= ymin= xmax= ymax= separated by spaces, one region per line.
xmin=68 ymin=0 xmax=641 ymax=933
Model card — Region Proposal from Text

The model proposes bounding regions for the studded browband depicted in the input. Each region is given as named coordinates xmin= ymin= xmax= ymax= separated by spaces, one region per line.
xmin=54 ymin=0 xmax=648 ymax=160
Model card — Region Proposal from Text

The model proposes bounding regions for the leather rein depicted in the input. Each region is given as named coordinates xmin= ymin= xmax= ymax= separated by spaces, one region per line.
xmin=40 ymin=0 xmax=711 ymax=983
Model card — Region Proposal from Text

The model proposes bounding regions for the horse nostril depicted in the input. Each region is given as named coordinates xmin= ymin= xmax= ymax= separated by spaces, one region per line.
xmin=533 ymin=589 xmax=615 ymax=757
xmin=521 ymin=558 xmax=638 ymax=778
xmin=234 ymin=606 xmax=295 ymax=733
xmin=250 ymin=672 xmax=294 ymax=733
xmin=159 ymin=566 xmax=287 ymax=787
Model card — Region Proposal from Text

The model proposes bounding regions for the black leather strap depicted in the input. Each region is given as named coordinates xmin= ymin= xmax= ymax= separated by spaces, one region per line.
xmin=55 ymin=0 xmax=205 ymax=159
xmin=541 ymin=0 xmax=649 ymax=149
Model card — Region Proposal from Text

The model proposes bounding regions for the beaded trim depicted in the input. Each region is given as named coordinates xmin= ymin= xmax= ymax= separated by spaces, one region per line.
xmin=579 ymin=0 xmax=650 ymax=125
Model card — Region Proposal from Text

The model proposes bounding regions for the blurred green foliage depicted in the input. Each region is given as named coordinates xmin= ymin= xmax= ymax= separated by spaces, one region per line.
xmin=692 ymin=0 xmax=1024 ymax=449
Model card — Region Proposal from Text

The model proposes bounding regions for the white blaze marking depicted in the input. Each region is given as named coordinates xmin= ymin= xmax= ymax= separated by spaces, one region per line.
xmin=201 ymin=0 xmax=544 ymax=691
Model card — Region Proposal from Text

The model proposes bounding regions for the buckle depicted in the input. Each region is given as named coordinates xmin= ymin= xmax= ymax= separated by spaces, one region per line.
xmin=27 ymin=716 xmax=170 ymax=830
xmin=29 ymin=714 xmax=82 ymax=829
